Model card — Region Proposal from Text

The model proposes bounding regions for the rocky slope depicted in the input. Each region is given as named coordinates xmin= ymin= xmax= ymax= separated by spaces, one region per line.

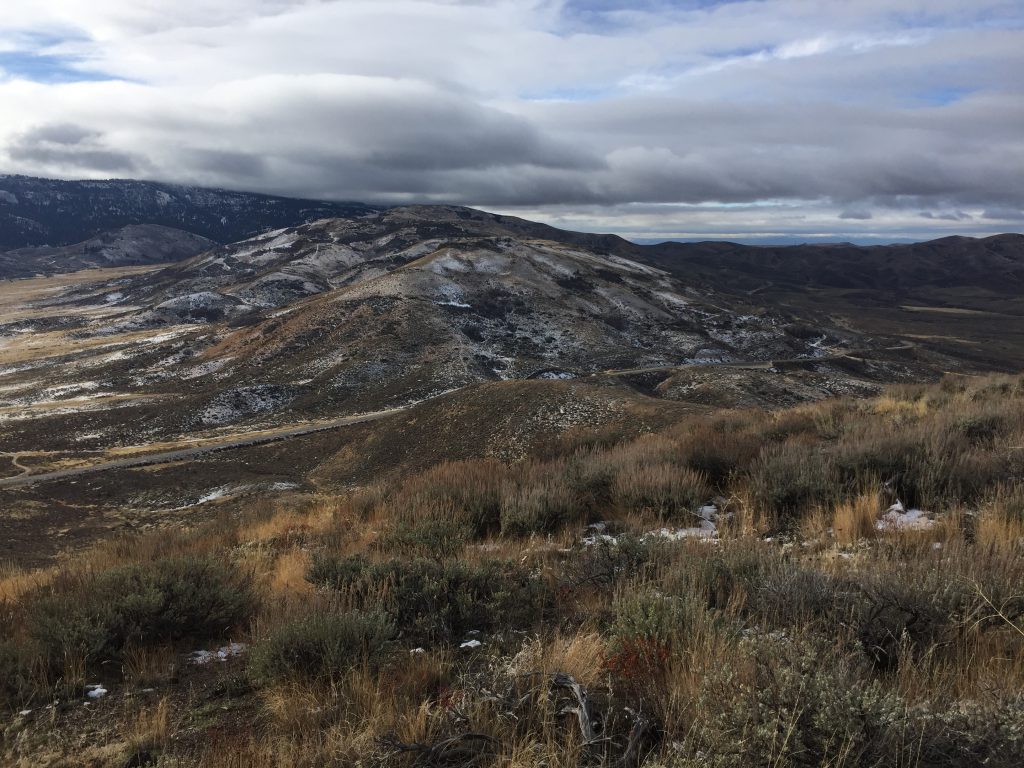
xmin=0 ymin=206 xmax=879 ymax=456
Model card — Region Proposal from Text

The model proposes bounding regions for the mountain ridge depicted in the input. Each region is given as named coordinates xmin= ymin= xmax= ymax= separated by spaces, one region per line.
xmin=0 ymin=174 xmax=379 ymax=250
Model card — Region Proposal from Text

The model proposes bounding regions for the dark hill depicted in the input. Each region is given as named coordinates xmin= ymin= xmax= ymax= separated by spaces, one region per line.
xmin=0 ymin=175 xmax=378 ymax=250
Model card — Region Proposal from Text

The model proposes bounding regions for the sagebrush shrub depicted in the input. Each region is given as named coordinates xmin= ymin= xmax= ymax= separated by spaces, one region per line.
xmin=308 ymin=555 xmax=548 ymax=643
xmin=375 ymin=518 xmax=470 ymax=560
xmin=248 ymin=610 xmax=395 ymax=685
xmin=745 ymin=442 xmax=838 ymax=525
xmin=691 ymin=635 xmax=907 ymax=768
xmin=29 ymin=556 xmax=254 ymax=668
xmin=395 ymin=459 xmax=506 ymax=537
xmin=499 ymin=466 xmax=579 ymax=535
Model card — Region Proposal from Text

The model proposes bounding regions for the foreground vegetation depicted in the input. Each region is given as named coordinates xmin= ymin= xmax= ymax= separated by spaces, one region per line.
xmin=2 ymin=374 xmax=1023 ymax=766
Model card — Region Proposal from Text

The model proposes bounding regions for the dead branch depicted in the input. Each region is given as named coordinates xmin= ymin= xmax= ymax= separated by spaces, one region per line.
xmin=378 ymin=732 xmax=497 ymax=768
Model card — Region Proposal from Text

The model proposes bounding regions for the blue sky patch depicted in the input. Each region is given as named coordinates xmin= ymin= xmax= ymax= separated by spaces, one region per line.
xmin=0 ymin=51 xmax=115 ymax=84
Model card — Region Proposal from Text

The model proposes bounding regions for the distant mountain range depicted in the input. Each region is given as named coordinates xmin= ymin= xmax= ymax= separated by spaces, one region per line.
xmin=0 ymin=175 xmax=378 ymax=251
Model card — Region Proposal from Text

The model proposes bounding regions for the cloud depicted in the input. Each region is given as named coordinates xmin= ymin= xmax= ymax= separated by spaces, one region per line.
xmin=982 ymin=206 xmax=1024 ymax=220
xmin=6 ymin=122 xmax=138 ymax=173
xmin=0 ymin=0 xmax=1020 ymax=240
xmin=919 ymin=210 xmax=974 ymax=221
xmin=840 ymin=210 xmax=872 ymax=220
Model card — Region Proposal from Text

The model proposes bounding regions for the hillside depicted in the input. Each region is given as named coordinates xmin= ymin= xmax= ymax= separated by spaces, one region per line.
xmin=0 ymin=224 xmax=214 ymax=279
xmin=0 ymin=175 xmax=378 ymax=250
xmin=2 ymin=372 xmax=1022 ymax=767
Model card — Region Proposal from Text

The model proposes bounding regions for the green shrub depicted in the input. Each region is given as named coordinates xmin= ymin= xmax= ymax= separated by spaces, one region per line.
xmin=29 ymin=556 xmax=254 ymax=668
xmin=605 ymin=590 xmax=724 ymax=706
xmin=500 ymin=474 xmax=578 ymax=535
xmin=690 ymin=635 xmax=907 ymax=768
xmin=563 ymin=533 xmax=660 ymax=588
xmin=662 ymin=542 xmax=775 ymax=613
xmin=308 ymin=556 xmax=548 ymax=644
xmin=248 ymin=610 xmax=395 ymax=685
xmin=912 ymin=696 xmax=1024 ymax=768
xmin=607 ymin=590 xmax=715 ymax=661
xmin=0 ymin=637 xmax=37 ymax=710
xmin=375 ymin=519 xmax=470 ymax=560
xmin=745 ymin=443 xmax=838 ymax=525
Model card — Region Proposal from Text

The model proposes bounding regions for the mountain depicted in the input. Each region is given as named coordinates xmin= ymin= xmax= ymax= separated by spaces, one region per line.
xmin=0 ymin=205 xmax=893 ymax=456
xmin=0 ymin=200 xmax=1020 ymax=561
xmin=0 ymin=224 xmax=215 ymax=279
xmin=0 ymin=175 xmax=378 ymax=250
xmin=638 ymin=234 xmax=1024 ymax=297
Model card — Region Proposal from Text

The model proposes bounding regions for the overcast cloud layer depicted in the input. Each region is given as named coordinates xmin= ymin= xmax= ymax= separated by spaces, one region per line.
xmin=0 ymin=0 xmax=1022 ymax=242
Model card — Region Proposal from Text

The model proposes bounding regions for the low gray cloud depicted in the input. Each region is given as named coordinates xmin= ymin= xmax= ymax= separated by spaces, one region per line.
xmin=920 ymin=210 xmax=974 ymax=221
xmin=840 ymin=210 xmax=872 ymax=220
xmin=982 ymin=206 xmax=1024 ymax=220
xmin=7 ymin=122 xmax=138 ymax=173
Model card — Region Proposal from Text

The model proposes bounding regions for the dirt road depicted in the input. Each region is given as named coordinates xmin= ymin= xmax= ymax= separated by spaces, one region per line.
xmin=0 ymin=407 xmax=399 ymax=489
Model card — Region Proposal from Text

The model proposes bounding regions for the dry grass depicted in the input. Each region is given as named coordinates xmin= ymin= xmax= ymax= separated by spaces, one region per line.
xmin=122 ymin=644 xmax=178 ymax=688
xmin=831 ymin=493 xmax=881 ymax=545
xmin=0 ymin=560 xmax=55 ymax=602
xmin=3 ymin=373 xmax=1023 ymax=766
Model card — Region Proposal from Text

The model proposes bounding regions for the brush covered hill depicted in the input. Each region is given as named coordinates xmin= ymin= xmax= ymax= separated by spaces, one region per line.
xmin=0 ymin=205 xmax=860 ymax=442
xmin=0 ymin=174 xmax=378 ymax=250
xmin=0 ymin=224 xmax=215 ymax=279
xmin=1 ymin=372 xmax=1022 ymax=767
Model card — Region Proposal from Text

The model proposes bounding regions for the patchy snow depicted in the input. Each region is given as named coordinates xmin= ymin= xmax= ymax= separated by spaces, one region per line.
xmin=436 ymin=300 xmax=472 ymax=309
xmin=0 ymin=190 xmax=19 ymax=205
xmin=195 ymin=485 xmax=250 ymax=504
xmin=427 ymin=251 xmax=471 ymax=274
xmin=876 ymin=502 xmax=936 ymax=531
xmin=643 ymin=509 xmax=719 ymax=541
xmin=103 ymin=292 xmax=123 ymax=304
xmin=655 ymin=290 xmax=691 ymax=309
xmin=460 ymin=639 xmax=483 ymax=650
xmin=143 ymin=328 xmax=192 ymax=345
xmin=536 ymin=371 xmax=576 ymax=380
xmin=85 ymin=349 xmax=137 ymax=365
xmin=85 ymin=684 xmax=108 ymax=699
xmin=189 ymin=642 xmax=247 ymax=665
xmin=583 ymin=506 xmax=720 ymax=546
xmin=40 ymin=381 xmax=100 ymax=400
xmin=181 ymin=357 xmax=233 ymax=380
xmin=200 ymin=384 xmax=294 ymax=426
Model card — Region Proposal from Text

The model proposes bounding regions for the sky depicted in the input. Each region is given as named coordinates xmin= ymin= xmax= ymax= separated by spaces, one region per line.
xmin=0 ymin=1 xmax=1022 ymax=244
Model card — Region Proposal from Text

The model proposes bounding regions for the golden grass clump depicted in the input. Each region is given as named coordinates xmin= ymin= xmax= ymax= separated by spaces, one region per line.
xmin=831 ymin=492 xmax=881 ymax=546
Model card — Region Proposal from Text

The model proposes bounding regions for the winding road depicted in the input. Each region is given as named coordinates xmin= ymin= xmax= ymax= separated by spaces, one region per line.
xmin=0 ymin=407 xmax=400 ymax=490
